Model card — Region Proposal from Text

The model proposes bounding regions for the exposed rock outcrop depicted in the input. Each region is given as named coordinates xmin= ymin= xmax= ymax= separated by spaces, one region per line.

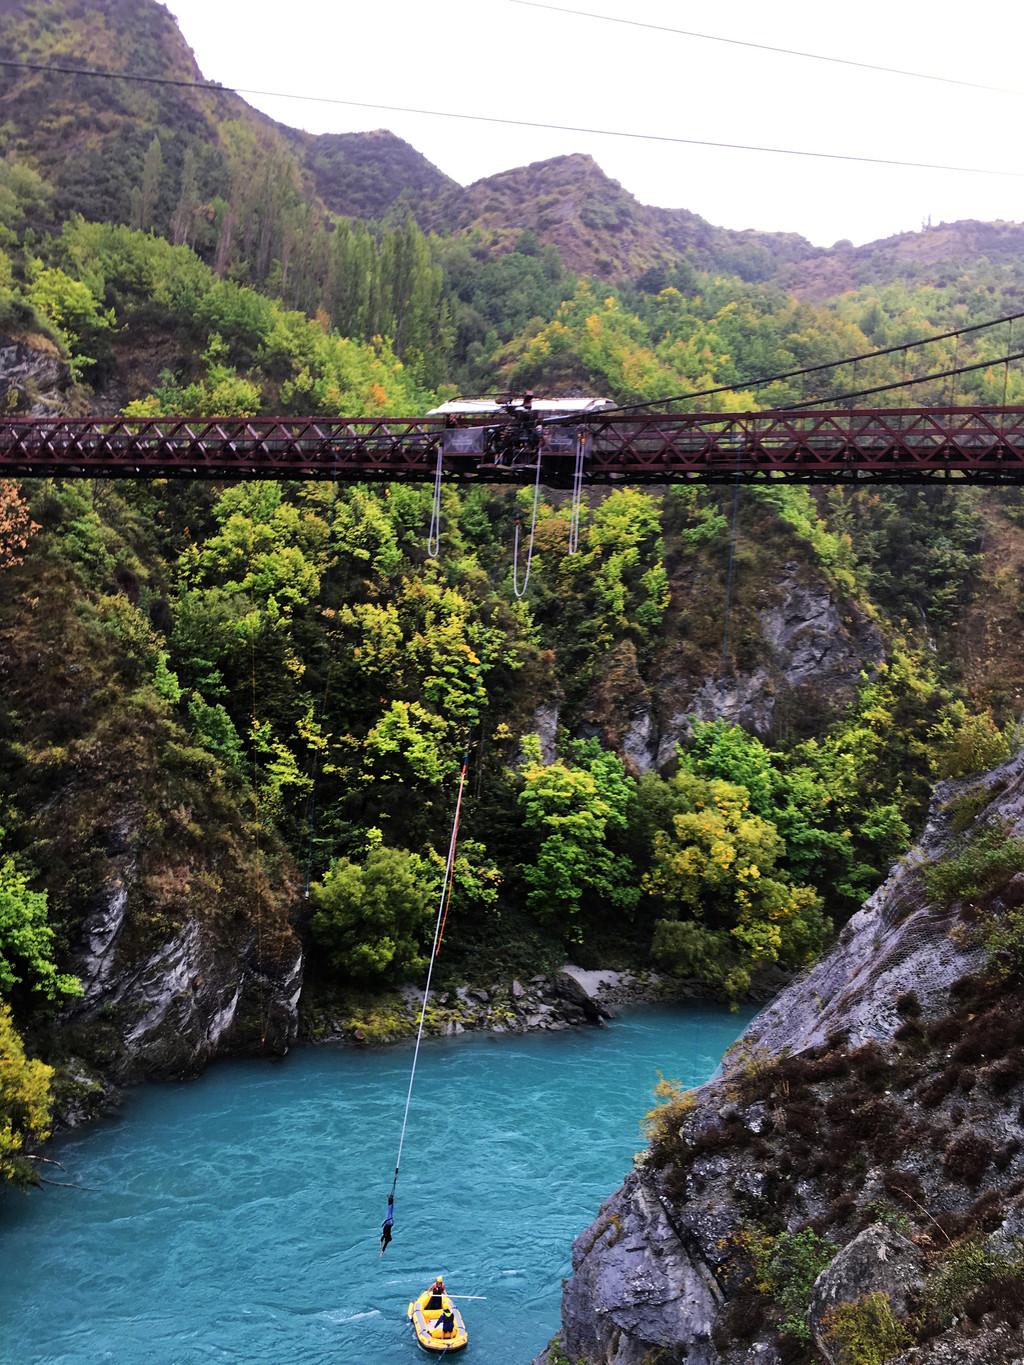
xmin=538 ymin=747 xmax=1024 ymax=1364
xmin=0 ymin=560 xmax=303 ymax=1100
xmin=62 ymin=873 xmax=303 ymax=1086
xmin=652 ymin=568 xmax=885 ymax=769
xmin=573 ymin=564 xmax=884 ymax=774
xmin=562 ymin=1171 xmax=722 ymax=1365
xmin=60 ymin=831 xmax=302 ymax=1085
xmin=0 ymin=332 xmax=73 ymax=414
xmin=303 ymin=963 xmax=672 ymax=1044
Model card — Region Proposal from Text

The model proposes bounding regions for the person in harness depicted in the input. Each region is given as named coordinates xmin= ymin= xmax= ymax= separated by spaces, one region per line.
xmin=426 ymin=1276 xmax=445 ymax=1311
xmin=379 ymin=1193 xmax=394 ymax=1258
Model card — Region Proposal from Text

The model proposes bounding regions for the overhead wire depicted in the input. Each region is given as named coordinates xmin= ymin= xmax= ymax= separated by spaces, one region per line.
xmin=508 ymin=0 xmax=1024 ymax=98
xmin=1 ymin=56 xmax=1022 ymax=180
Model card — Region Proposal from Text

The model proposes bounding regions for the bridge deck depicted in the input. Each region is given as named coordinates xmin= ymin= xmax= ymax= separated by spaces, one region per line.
xmin=3 ymin=406 xmax=1024 ymax=484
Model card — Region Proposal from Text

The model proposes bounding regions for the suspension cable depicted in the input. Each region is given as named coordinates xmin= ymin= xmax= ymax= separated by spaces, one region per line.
xmin=770 ymin=346 xmax=1024 ymax=410
xmin=539 ymin=310 xmax=1024 ymax=425
xmin=513 ymin=452 xmax=543 ymax=597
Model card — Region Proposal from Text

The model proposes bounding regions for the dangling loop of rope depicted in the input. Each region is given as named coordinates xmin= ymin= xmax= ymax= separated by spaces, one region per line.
xmin=567 ymin=429 xmax=586 ymax=555
xmin=513 ymin=449 xmax=543 ymax=597
xmin=427 ymin=440 xmax=444 ymax=558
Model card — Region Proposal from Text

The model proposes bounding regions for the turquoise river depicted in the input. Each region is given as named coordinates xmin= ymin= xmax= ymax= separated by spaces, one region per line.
xmin=1 ymin=1004 xmax=755 ymax=1365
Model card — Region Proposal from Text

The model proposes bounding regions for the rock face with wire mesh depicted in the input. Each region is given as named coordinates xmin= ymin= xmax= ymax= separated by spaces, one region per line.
xmin=534 ymin=745 xmax=1024 ymax=1365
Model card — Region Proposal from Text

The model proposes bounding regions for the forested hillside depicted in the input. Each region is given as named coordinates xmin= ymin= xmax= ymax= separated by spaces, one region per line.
xmin=2 ymin=0 xmax=1024 ymax=1193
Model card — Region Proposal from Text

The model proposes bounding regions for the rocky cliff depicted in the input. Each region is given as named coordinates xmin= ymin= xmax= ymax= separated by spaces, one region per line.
xmin=537 ymin=747 xmax=1024 ymax=1365
xmin=0 ymin=553 xmax=303 ymax=1108
xmin=571 ymin=559 xmax=885 ymax=775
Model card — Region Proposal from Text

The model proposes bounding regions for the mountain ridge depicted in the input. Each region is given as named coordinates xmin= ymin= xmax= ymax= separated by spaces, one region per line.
xmin=1 ymin=0 xmax=1021 ymax=299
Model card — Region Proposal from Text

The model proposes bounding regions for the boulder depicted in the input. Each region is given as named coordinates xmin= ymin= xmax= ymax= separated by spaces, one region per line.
xmin=809 ymin=1223 xmax=924 ymax=1363
xmin=554 ymin=969 xmax=610 ymax=1022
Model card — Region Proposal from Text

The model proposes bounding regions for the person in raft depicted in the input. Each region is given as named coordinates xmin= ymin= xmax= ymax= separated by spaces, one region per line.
xmin=433 ymin=1306 xmax=457 ymax=1340
xmin=426 ymin=1276 xmax=446 ymax=1311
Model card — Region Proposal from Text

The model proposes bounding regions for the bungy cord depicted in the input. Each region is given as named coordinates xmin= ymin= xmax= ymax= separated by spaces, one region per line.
xmin=384 ymin=644 xmax=487 ymax=1238
xmin=692 ymin=441 xmax=743 ymax=1078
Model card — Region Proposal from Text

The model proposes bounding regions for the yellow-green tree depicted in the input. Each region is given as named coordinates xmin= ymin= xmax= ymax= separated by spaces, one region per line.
xmin=645 ymin=773 xmax=827 ymax=999
xmin=0 ymin=1003 xmax=53 ymax=1187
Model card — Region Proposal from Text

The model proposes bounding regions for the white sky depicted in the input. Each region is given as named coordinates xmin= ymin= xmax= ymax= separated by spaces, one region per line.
xmin=165 ymin=0 xmax=1024 ymax=249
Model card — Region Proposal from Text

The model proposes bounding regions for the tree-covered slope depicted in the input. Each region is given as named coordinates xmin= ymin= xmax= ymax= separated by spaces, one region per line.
xmin=0 ymin=0 xmax=454 ymax=284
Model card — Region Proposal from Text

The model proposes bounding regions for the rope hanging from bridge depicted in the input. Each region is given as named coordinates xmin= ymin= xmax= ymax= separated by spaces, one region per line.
xmin=567 ymin=429 xmax=587 ymax=555
xmin=513 ymin=450 xmax=543 ymax=597
xmin=427 ymin=440 xmax=444 ymax=558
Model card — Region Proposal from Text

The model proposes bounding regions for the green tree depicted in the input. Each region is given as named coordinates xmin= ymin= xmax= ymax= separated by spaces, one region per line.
xmin=25 ymin=262 xmax=113 ymax=377
xmin=130 ymin=135 xmax=163 ymax=233
xmin=517 ymin=736 xmax=639 ymax=932
xmin=677 ymin=720 xmax=853 ymax=885
xmin=0 ymin=831 xmax=82 ymax=1004
xmin=309 ymin=842 xmax=435 ymax=982
xmin=0 ymin=159 xmax=52 ymax=246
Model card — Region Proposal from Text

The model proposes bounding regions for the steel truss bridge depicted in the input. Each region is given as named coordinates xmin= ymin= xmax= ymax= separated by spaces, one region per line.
xmin=5 ymin=406 xmax=1024 ymax=485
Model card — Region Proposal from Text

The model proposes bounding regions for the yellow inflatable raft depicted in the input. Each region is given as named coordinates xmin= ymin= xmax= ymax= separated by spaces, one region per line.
xmin=407 ymin=1290 xmax=469 ymax=1353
